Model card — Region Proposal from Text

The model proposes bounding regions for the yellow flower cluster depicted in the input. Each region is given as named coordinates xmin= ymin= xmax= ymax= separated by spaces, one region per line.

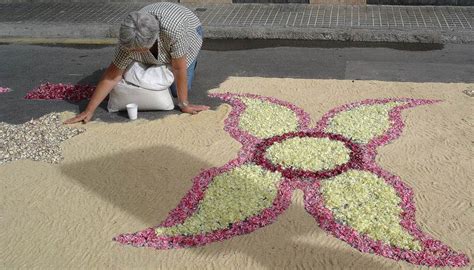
xmin=265 ymin=137 xmax=350 ymax=171
xmin=238 ymin=98 xmax=299 ymax=139
xmin=156 ymin=164 xmax=282 ymax=236
xmin=326 ymin=102 xmax=404 ymax=144
xmin=321 ymin=170 xmax=421 ymax=251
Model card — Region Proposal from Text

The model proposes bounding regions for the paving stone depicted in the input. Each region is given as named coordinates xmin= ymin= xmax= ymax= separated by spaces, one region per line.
xmin=0 ymin=3 xmax=473 ymax=43
xmin=0 ymin=3 xmax=472 ymax=31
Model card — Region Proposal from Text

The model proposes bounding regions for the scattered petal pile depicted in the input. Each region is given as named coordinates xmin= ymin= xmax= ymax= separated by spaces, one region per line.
xmin=25 ymin=82 xmax=95 ymax=101
xmin=0 ymin=113 xmax=84 ymax=164
xmin=114 ymin=93 xmax=469 ymax=267
xmin=0 ymin=87 xmax=11 ymax=93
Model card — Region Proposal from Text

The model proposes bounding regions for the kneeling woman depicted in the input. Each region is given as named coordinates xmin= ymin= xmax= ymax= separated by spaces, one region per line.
xmin=66 ymin=2 xmax=208 ymax=124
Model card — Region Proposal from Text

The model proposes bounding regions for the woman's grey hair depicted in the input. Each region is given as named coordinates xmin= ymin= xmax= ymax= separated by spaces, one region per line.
xmin=119 ymin=11 xmax=159 ymax=49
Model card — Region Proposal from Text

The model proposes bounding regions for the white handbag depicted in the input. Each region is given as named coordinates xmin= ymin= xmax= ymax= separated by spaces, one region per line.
xmin=107 ymin=62 xmax=175 ymax=112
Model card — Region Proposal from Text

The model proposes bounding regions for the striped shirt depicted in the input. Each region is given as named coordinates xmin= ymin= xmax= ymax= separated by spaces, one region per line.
xmin=112 ymin=2 xmax=202 ymax=70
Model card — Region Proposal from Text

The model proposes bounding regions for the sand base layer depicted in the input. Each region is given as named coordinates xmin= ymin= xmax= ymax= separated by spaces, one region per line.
xmin=2 ymin=78 xmax=473 ymax=269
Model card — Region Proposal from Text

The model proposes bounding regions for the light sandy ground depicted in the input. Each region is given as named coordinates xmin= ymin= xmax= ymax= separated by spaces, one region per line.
xmin=2 ymin=78 xmax=473 ymax=269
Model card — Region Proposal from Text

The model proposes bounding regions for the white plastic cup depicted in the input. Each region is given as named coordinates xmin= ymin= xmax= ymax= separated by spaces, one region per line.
xmin=126 ymin=103 xmax=138 ymax=120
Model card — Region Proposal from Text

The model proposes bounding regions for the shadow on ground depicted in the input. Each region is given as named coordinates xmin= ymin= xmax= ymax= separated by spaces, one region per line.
xmin=202 ymin=39 xmax=445 ymax=51
xmin=60 ymin=145 xmax=211 ymax=225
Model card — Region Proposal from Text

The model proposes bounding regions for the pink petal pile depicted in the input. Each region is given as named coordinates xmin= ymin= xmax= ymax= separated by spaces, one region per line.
xmin=24 ymin=82 xmax=96 ymax=101
xmin=0 ymin=87 xmax=11 ymax=93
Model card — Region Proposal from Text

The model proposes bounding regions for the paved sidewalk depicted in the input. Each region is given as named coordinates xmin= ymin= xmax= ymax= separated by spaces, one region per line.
xmin=0 ymin=2 xmax=473 ymax=43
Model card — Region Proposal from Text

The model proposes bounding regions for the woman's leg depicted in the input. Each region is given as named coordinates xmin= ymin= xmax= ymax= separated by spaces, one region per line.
xmin=170 ymin=26 xmax=203 ymax=97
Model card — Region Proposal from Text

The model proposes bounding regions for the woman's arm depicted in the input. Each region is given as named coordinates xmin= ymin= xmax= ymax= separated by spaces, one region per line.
xmin=64 ymin=63 xmax=124 ymax=124
xmin=171 ymin=57 xmax=209 ymax=114
xmin=172 ymin=56 xmax=189 ymax=105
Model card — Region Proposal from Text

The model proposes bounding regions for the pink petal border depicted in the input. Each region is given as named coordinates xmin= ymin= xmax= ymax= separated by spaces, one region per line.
xmin=114 ymin=163 xmax=293 ymax=249
xmin=209 ymin=92 xmax=311 ymax=146
xmin=303 ymin=165 xmax=469 ymax=267
xmin=314 ymin=98 xmax=439 ymax=145
xmin=253 ymin=131 xmax=364 ymax=180
xmin=113 ymin=92 xmax=312 ymax=249
xmin=113 ymin=94 xmax=469 ymax=267
xmin=306 ymin=98 xmax=468 ymax=267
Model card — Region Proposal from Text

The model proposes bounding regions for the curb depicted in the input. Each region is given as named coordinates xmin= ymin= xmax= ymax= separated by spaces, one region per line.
xmin=1 ymin=22 xmax=473 ymax=44
xmin=0 ymin=37 xmax=117 ymax=45
xmin=204 ymin=26 xmax=474 ymax=44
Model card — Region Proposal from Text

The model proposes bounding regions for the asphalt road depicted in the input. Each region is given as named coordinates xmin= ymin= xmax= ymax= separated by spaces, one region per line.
xmin=1 ymin=40 xmax=473 ymax=124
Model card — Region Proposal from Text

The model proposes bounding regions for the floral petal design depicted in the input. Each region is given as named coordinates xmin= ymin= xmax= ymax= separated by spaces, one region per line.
xmin=320 ymin=170 xmax=420 ymax=251
xmin=114 ymin=162 xmax=292 ymax=249
xmin=304 ymin=168 xmax=470 ymax=267
xmin=210 ymin=93 xmax=311 ymax=145
xmin=315 ymin=99 xmax=439 ymax=145
xmin=156 ymin=164 xmax=282 ymax=236
xmin=254 ymin=131 xmax=365 ymax=180
xmin=114 ymin=93 xmax=469 ymax=267
xmin=237 ymin=98 xmax=299 ymax=139
xmin=265 ymin=136 xmax=351 ymax=172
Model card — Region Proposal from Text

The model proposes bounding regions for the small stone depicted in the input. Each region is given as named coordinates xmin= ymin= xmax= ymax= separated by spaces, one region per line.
xmin=462 ymin=89 xmax=474 ymax=97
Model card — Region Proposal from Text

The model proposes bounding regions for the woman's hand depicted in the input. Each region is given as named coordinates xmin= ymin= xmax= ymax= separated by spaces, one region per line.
xmin=64 ymin=63 xmax=124 ymax=125
xmin=180 ymin=104 xmax=210 ymax=114
xmin=64 ymin=110 xmax=94 ymax=124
